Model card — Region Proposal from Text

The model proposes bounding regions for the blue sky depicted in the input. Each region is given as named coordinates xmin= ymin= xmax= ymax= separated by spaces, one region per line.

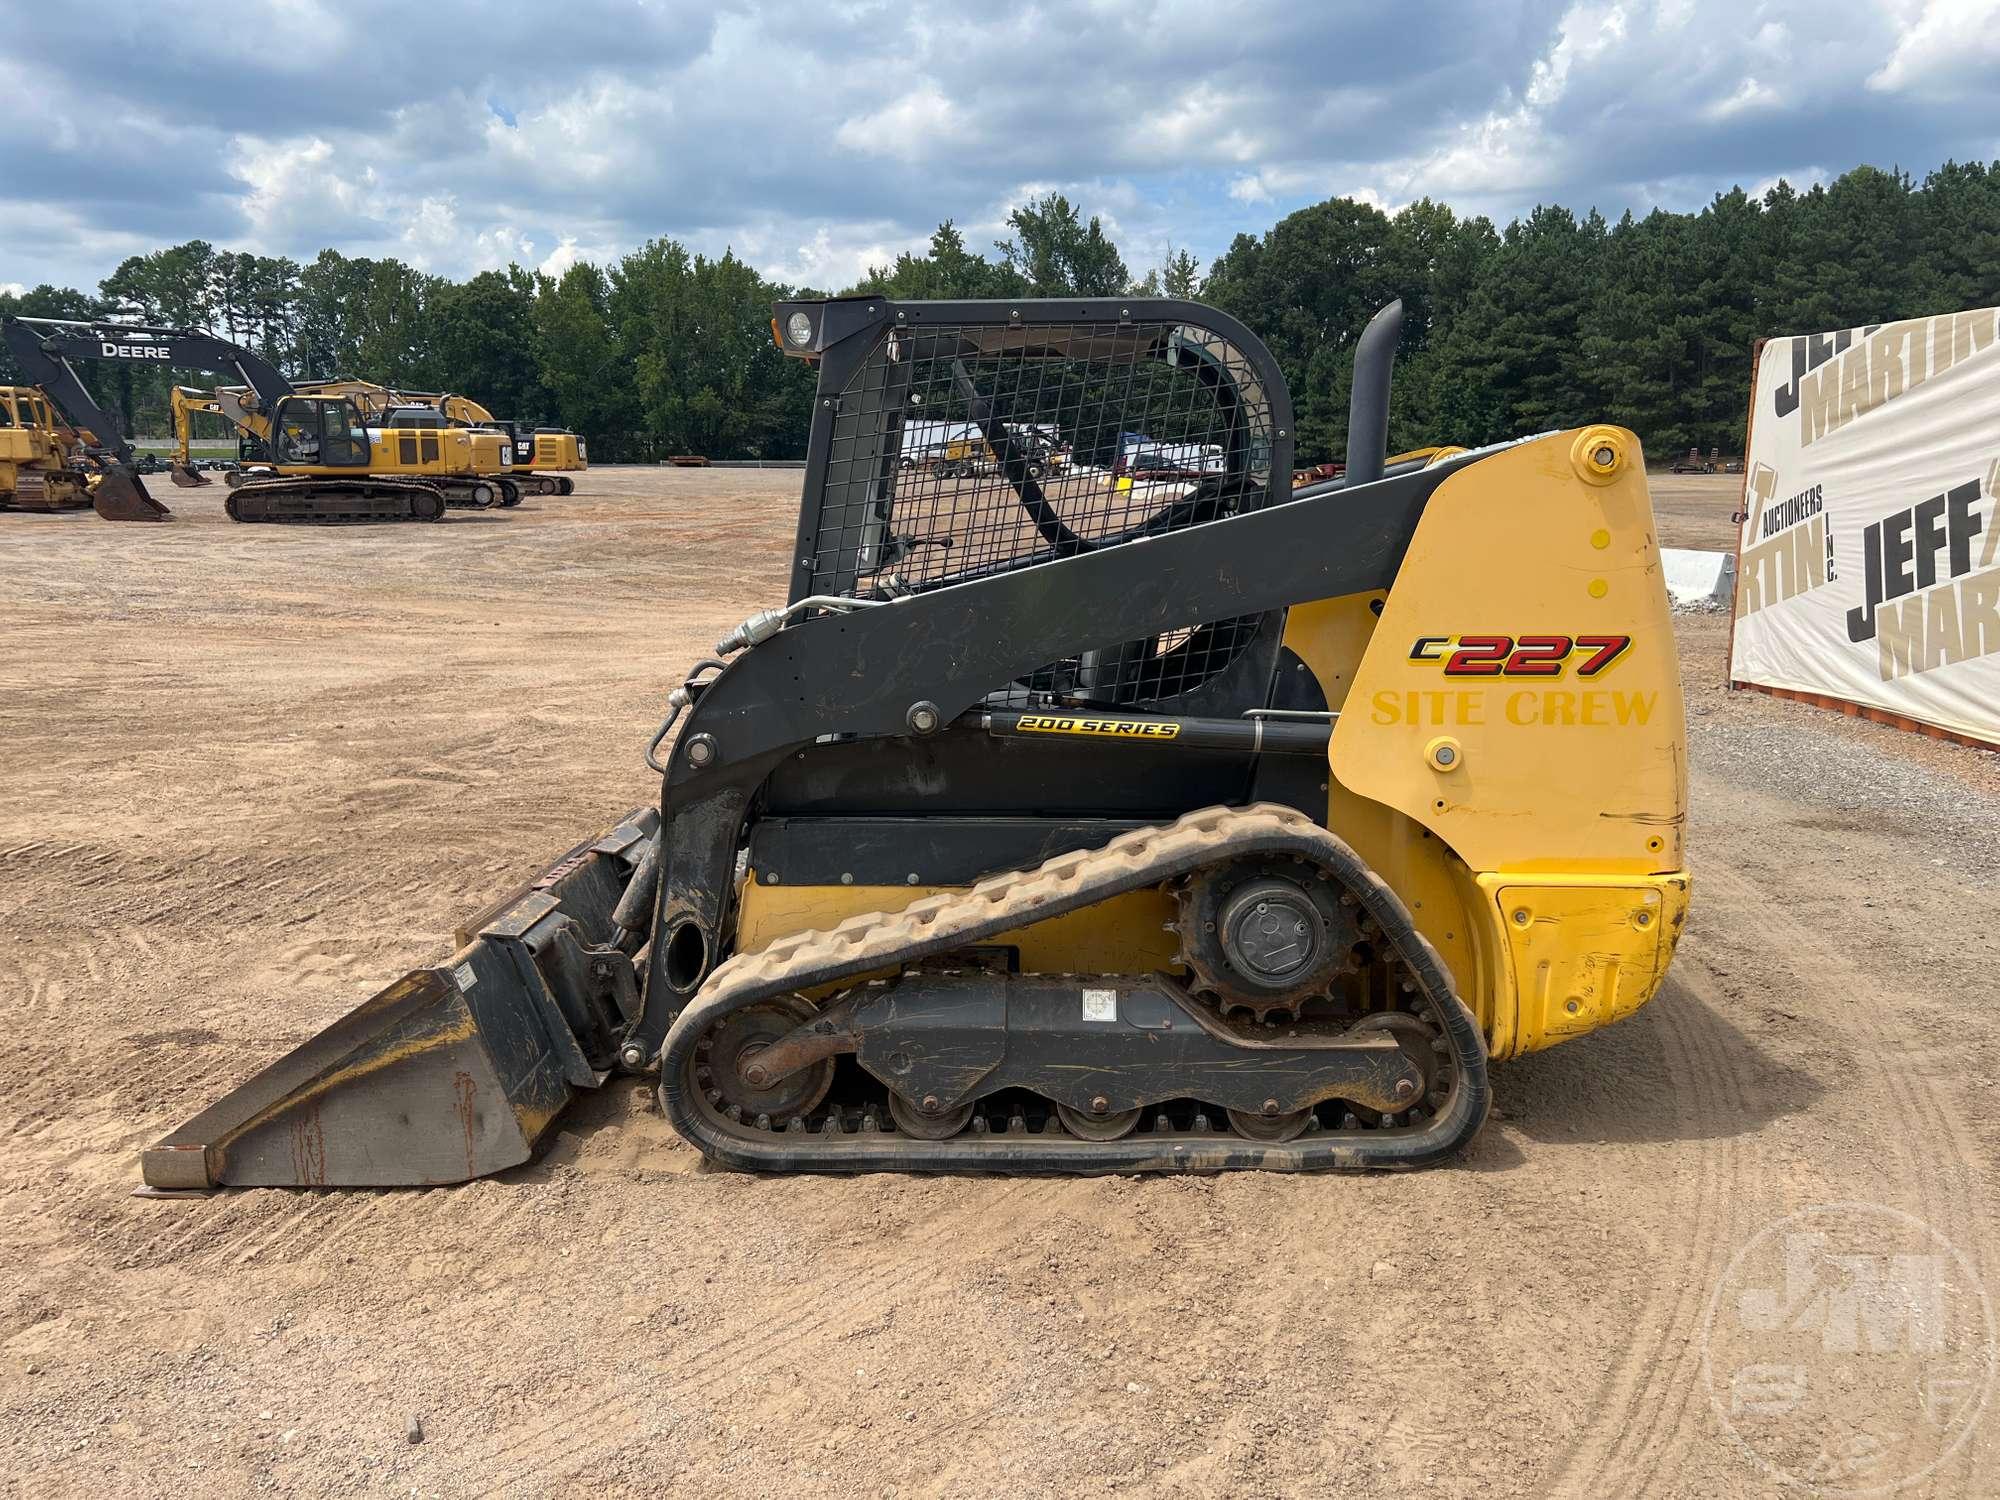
xmin=3 ymin=0 xmax=1997 ymax=296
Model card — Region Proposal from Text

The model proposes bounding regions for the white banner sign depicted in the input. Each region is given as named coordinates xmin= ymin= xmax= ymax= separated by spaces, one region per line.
xmin=1729 ymin=307 xmax=2000 ymax=746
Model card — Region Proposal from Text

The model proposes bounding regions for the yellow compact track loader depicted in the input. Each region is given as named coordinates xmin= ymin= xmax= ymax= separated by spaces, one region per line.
xmin=142 ymin=294 xmax=1688 ymax=1189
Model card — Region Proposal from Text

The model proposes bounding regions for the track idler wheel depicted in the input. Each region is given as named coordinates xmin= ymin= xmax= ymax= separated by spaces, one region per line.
xmin=690 ymin=995 xmax=833 ymax=1129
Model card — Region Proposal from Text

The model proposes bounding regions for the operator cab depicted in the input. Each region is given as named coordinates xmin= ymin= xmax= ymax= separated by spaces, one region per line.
xmin=271 ymin=397 xmax=370 ymax=468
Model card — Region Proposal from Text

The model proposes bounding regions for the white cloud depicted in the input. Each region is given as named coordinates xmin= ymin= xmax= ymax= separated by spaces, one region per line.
xmin=1228 ymin=174 xmax=1275 ymax=206
xmin=1869 ymin=0 xmax=2000 ymax=92
xmin=0 ymin=0 xmax=1989 ymax=296
xmin=834 ymin=85 xmax=969 ymax=161
xmin=538 ymin=236 xmax=583 ymax=278
xmin=1704 ymin=77 xmax=1778 ymax=121
xmin=233 ymin=135 xmax=379 ymax=241
xmin=1526 ymin=2 xmax=1630 ymax=110
xmin=1 ymin=281 xmax=24 ymax=298
xmin=1745 ymin=165 xmax=1830 ymax=199
xmin=734 ymin=221 xmax=929 ymax=291
xmin=1119 ymin=83 xmax=1267 ymax=166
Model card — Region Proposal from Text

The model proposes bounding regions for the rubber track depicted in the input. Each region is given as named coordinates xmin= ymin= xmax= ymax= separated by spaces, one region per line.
xmin=226 ymin=476 xmax=446 ymax=524
xmin=659 ymin=802 xmax=1491 ymax=1173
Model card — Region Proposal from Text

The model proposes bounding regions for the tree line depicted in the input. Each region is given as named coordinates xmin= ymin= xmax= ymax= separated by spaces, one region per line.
xmin=4 ymin=161 xmax=1997 ymax=465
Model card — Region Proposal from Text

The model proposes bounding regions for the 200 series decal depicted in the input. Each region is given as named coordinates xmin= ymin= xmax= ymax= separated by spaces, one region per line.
xmin=1408 ymin=634 xmax=1633 ymax=678
xmin=1014 ymin=714 xmax=1182 ymax=739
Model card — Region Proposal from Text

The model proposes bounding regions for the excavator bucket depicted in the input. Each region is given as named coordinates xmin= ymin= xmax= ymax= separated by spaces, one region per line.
xmin=91 ymin=468 xmax=173 ymax=521
xmin=141 ymin=809 xmax=658 ymax=1189
xmin=169 ymin=462 xmax=210 ymax=489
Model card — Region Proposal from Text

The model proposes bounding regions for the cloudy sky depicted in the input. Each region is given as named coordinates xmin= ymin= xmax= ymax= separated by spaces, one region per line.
xmin=3 ymin=0 xmax=1996 ymax=296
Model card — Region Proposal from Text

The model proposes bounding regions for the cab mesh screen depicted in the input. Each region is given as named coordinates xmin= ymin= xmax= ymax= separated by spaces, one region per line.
xmin=799 ymin=317 xmax=1282 ymax=708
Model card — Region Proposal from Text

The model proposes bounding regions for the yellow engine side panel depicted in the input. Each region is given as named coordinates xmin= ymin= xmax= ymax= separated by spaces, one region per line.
xmin=362 ymin=429 xmax=476 ymax=478
xmin=468 ymin=429 xmax=511 ymax=476
xmin=1297 ymin=428 xmax=1689 ymax=1058
xmin=1330 ymin=427 xmax=1687 ymax=877
xmin=533 ymin=433 xmax=586 ymax=470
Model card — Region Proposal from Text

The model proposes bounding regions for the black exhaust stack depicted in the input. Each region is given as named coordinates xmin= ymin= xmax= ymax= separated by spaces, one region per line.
xmin=1342 ymin=300 xmax=1403 ymax=487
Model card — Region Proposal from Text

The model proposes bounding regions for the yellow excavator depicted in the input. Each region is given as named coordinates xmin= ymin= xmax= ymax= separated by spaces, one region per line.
xmin=220 ymin=378 xmax=584 ymax=498
xmin=222 ymin=378 xmax=520 ymax=508
xmin=367 ymin=388 xmax=584 ymax=495
xmin=4 ymin=317 xmax=455 ymax=522
xmin=435 ymin=395 xmax=587 ymax=495
xmin=164 ymin=372 xmax=516 ymax=516
xmin=167 ymin=384 xmax=236 ymax=488
xmin=284 ymin=382 xmax=532 ymax=512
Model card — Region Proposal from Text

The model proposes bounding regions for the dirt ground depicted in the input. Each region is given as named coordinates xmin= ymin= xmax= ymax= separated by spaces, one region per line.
xmin=2 ymin=469 xmax=1995 ymax=1499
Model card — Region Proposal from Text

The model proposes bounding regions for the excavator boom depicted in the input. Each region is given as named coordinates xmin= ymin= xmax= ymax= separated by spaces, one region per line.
xmin=0 ymin=318 xmax=198 ymax=520
xmin=5 ymin=318 xmax=450 ymax=523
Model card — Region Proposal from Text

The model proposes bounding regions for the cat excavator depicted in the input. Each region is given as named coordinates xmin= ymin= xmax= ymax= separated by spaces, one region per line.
xmin=174 ymin=375 xmax=518 ymax=510
xmin=307 ymin=384 xmax=584 ymax=495
xmin=226 ymin=379 xmax=526 ymax=507
xmin=429 ymin=394 xmax=586 ymax=494
xmin=141 ymin=292 xmax=1689 ymax=1188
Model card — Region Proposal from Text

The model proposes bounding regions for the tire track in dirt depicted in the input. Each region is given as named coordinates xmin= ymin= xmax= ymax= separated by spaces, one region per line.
xmin=472 ymin=1178 xmax=1072 ymax=1495
xmin=1620 ymin=959 xmax=1773 ymax=1499
xmin=1544 ymin=957 xmax=1762 ymax=1498
xmin=1691 ymin=858 xmax=1993 ymax=1500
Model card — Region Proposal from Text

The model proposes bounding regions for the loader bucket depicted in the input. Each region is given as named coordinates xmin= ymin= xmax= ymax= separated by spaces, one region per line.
xmin=169 ymin=462 xmax=211 ymax=488
xmin=141 ymin=808 xmax=659 ymax=1189
xmin=92 ymin=468 xmax=173 ymax=521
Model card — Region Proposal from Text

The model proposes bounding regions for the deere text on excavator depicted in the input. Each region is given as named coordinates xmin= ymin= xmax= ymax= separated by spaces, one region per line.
xmin=142 ymin=292 xmax=1688 ymax=1188
xmin=3 ymin=317 xmax=479 ymax=522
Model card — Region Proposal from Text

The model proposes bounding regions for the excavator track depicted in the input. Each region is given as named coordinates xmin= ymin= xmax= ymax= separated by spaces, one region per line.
xmin=225 ymin=476 xmax=447 ymax=524
xmin=659 ymin=803 xmax=1490 ymax=1173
